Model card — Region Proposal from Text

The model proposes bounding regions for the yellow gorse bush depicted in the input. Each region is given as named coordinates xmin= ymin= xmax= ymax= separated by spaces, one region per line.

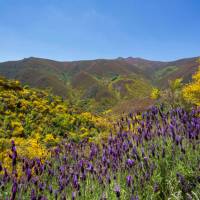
xmin=182 ymin=66 xmax=200 ymax=106
xmin=169 ymin=78 xmax=183 ymax=92
xmin=151 ymin=88 xmax=160 ymax=100
xmin=0 ymin=77 xmax=110 ymax=166
xmin=0 ymin=137 xmax=47 ymax=173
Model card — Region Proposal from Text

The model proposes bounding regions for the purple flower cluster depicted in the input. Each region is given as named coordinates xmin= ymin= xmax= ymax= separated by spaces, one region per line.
xmin=0 ymin=106 xmax=199 ymax=199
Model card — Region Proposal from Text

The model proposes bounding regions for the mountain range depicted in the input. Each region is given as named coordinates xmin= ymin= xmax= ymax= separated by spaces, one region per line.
xmin=0 ymin=56 xmax=199 ymax=114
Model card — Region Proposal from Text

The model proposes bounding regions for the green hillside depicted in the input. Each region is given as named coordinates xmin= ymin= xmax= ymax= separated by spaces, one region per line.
xmin=0 ymin=56 xmax=199 ymax=114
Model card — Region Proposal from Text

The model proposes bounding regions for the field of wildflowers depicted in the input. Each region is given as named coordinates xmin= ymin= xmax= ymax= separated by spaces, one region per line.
xmin=0 ymin=106 xmax=199 ymax=199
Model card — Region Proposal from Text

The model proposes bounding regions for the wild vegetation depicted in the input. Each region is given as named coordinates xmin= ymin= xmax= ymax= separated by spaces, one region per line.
xmin=0 ymin=59 xmax=200 ymax=199
xmin=0 ymin=106 xmax=199 ymax=199
xmin=182 ymin=66 xmax=200 ymax=106
xmin=151 ymin=65 xmax=200 ymax=109
xmin=0 ymin=76 xmax=109 ymax=168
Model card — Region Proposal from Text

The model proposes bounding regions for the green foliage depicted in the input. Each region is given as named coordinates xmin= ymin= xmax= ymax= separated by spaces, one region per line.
xmin=169 ymin=78 xmax=183 ymax=92
xmin=151 ymin=78 xmax=186 ymax=109
xmin=0 ymin=77 xmax=110 ymax=163
xmin=109 ymin=75 xmax=153 ymax=100
xmin=154 ymin=66 xmax=178 ymax=81
xmin=111 ymin=74 xmax=119 ymax=81
xmin=153 ymin=59 xmax=200 ymax=109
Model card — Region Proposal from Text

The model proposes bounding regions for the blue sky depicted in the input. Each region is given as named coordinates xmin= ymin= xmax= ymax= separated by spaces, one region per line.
xmin=0 ymin=0 xmax=200 ymax=62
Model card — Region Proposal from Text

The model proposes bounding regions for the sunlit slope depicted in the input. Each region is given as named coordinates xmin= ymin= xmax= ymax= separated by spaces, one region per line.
xmin=0 ymin=56 xmax=199 ymax=113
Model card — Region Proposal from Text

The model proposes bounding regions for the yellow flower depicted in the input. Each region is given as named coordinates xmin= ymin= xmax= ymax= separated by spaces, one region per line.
xmin=11 ymin=121 xmax=24 ymax=136
xmin=80 ymin=131 xmax=90 ymax=138
xmin=182 ymin=67 xmax=200 ymax=106
xmin=5 ymin=110 xmax=11 ymax=115
xmin=151 ymin=88 xmax=160 ymax=100
xmin=43 ymin=134 xmax=56 ymax=144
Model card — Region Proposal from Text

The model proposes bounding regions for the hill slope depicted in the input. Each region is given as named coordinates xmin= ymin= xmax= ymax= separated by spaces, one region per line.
xmin=0 ymin=56 xmax=199 ymax=113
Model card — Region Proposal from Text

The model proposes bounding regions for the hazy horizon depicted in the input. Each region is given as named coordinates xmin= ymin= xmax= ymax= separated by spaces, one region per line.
xmin=0 ymin=55 xmax=200 ymax=64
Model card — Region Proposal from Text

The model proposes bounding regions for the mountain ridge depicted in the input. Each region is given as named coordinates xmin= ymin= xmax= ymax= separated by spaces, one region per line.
xmin=0 ymin=56 xmax=199 ymax=113
xmin=1 ymin=55 xmax=199 ymax=64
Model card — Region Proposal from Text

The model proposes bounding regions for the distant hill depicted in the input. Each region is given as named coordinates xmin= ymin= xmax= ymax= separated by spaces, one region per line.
xmin=0 ymin=56 xmax=199 ymax=113
xmin=119 ymin=57 xmax=199 ymax=85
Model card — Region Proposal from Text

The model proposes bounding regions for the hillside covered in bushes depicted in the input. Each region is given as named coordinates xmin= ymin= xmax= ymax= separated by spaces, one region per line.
xmin=0 ymin=76 xmax=109 ymax=166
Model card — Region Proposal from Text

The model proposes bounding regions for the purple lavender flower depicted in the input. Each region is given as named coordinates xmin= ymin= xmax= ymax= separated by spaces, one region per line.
xmin=72 ymin=191 xmax=76 ymax=200
xmin=38 ymin=195 xmax=47 ymax=200
xmin=175 ymin=135 xmax=182 ymax=146
xmin=54 ymin=190 xmax=59 ymax=200
xmin=26 ymin=168 xmax=32 ymax=182
xmin=3 ymin=168 xmax=9 ymax=183
xmin=87 ymin=163 xmax=94 ymax=173
xmin=106 ymin=174 xmax=111 ymax=184
xmin=131 ymin=195 xmax=139 ymax=200
xmin=30 ymin=189 xmax=37 ymax=200
xmin=48 ymin=185 xmax=53 ymax=194
xmin=38 ymin=182 xmax=45 ymax=191
xmin=32 ymin=177 xmax=38 ymax=186
xmin=11 ymin=152 xmax=17 ymax=167
xmin=143 ymin=157 xmax=149 ymax=168
xmin=10 ymin=180 xmax=17 ymax=200
xmin=11 ymin=140 xmax=17 ymax=153
xmin=126 ymin=159 xmax=135 ymax=168
xmin=114 ymin=185 xmax=120 ymax=198
xmin=126 ymin=175 xmax=132 ymax=187
xmin=153 ymin=183 xmax=159 ymax=193
xmin=73 ymin=174 xmax=80 ymax=191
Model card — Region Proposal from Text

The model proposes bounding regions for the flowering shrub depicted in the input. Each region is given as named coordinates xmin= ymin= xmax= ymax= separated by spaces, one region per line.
xmin=151 ymin=88 xmax=160 ymax=100
xmin=182 ymin=67 xmax=200 ymax=106
xmin=0 ymin=106 xmax=199 ymax=199
xmin=152 ymin=60 xmax=200 ymax=109
xmin=0 ymin=77 xmax=110 ymax=166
